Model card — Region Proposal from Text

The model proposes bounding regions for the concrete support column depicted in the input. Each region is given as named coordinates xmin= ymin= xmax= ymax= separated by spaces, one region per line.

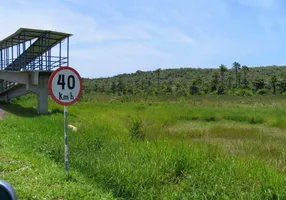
xmin=37 ymin=74 xmax=49 ymax=114
xmin=0 ymin=80 xmax=3 ymax=94
xmin=5 ymin=92 xmax=9 ymax=102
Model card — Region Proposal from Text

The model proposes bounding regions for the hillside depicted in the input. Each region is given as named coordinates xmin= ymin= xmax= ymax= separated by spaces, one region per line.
xmin=83 ymin=64 xmax=286 ymax=96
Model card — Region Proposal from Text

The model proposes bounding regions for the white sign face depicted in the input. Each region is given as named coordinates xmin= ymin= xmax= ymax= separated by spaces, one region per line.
xmin=49 ymin=67 xmax=82 ymax=106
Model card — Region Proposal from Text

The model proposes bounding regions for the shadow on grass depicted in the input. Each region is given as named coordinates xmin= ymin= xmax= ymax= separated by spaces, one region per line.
xmin=0 ymin=101 xmax=67 ymax=117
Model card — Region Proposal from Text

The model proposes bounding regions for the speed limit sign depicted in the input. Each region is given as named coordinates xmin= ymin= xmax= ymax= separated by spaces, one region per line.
xmin=48 ymin=66 xmax=82 ymax=177
xmin=48 ymin=66 xmax=82 ymax=106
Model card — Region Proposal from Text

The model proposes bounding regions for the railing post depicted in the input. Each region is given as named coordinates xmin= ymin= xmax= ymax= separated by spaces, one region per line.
xmin=3 ymin=46 xmax=5 ymax=69
xmin=67 ymin=36 xmax=69 ymax=67
xmin=47 ymin=32 xmax=49 ymax=70
xmin=30 ymin=39 xmax=33 ymax=70
xmin=59 ymin=39 xmax=62 ymax=67
xmin=23 ymin=31 xmax=26 ymax=70
xmin=11 ymin=39 xmax=14 ymax=70
xmin=18 ymin=35 xmax=20 ymax=69
xmin=5 ymin=41 xmax=8 ymax=69
xmin=0 ymin=49 xmax=2 ymax=70
xmin=44 ymin=32 xmax=47 ymax=70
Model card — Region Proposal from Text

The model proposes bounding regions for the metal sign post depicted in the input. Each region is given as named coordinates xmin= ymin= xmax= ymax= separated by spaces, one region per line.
xmin=64 ymin=105 xmax=68 ymax=176
xmin=48 ymin=66 xmax=82 ymax=177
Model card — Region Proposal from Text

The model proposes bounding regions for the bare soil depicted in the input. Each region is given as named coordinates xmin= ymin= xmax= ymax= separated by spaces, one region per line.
xmin=0 ymin=105 xmax=5 ymax=119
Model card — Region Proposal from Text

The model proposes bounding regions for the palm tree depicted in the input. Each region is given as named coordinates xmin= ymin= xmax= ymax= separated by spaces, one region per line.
xmin=232 ymin=62 xmax=241 ymax=87
xmin=271 ymin=75 xmax=277 ymax=95
xmin=155 ymin=68 xmax=161 ymax=89
xmin=227 ymin=76 xmax=233 ymax=89
xmin=241 ymin=65 xmax=249 ymax=78
xmin=253 ymin=78 xmax=265 ymax=91
xmin=210 ymin=71 xmax=220 ymax=92
xmin=241 ymin=65 xmax=249 ymax=88
xmin=219 ymin=64 xmax=228 ymax=86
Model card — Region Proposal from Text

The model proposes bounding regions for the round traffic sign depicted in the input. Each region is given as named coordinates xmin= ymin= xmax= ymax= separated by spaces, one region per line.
xmin=48 ymin=66 xmax=82 ymax=106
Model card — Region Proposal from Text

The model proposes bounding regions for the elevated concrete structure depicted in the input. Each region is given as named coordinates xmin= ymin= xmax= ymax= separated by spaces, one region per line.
xmin=0 ymin=28 xmax=72 ymax=114
xmin=0 ymin=71 xmax=51 ymax=113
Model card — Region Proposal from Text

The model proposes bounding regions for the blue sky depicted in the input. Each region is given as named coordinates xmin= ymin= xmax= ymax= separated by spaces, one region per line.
xmin=0 ymin=0 xmax=286 ymax=78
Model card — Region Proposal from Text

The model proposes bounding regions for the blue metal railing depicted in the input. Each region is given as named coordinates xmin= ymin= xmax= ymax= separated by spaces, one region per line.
xmin=0 ymin=56 xmax=68 ymax=71
xmin=0 ymin=31 xmax=70 ymax=72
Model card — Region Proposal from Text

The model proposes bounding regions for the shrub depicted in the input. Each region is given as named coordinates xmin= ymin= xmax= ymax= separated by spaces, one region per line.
xmin=235 ymin=89 xmax=253 ymax=96
xmin=128 ymin=118 xmax=145 ymax=140
xmin=257 ymin=88 xmax=268 ymax=95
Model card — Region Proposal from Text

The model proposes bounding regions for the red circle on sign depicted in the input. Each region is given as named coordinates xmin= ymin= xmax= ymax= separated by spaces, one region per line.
xmin=48 ymin=66 xmax=83 ymax=106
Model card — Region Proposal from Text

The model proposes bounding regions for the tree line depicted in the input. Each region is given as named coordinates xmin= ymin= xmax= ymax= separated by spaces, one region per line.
xmin=83 ymin=63 xmax=286 ymax=96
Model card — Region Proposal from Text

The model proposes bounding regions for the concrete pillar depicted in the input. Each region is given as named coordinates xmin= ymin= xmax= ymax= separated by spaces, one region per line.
xmin=37 ymin=74 xmax=49 ymax=114
xmin=0 ymin=80 xmax=3 ymax=93
xmin=5 ymin=92 xmax=9 ymax=102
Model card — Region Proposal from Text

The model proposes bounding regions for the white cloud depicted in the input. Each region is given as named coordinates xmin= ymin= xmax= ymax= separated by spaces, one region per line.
xmin=233 ymin=0 xmax=280 ymax=9
xmin=70 ymin=42 xmax=170 ymax=77
xmin=171 ymin=31 xmax=195 ymax=45
xmin=62 ymin=0 xmax=82 ymax=3
xmin=73 ymin=43 xmax=169 ymax=60
xmin=0 ymin=0 xmax=153 ymax=44
xmin=154 ymin=27 xmax=195 ymax=45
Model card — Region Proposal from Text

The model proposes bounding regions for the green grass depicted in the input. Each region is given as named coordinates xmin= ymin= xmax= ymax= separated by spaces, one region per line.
xmin=2 ymin=95 xmax=286 ymax=199
xmin=0 ymin=123 xmax=115 ymax=199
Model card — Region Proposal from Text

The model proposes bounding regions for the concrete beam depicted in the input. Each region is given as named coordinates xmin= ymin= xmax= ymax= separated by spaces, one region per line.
xmin=0 ymin=70 xmax=52 ymax=86
xmin=0 ymin=71 xmax=28 ymax=84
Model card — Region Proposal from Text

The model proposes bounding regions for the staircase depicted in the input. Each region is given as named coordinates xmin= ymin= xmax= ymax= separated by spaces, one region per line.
xmin=0 ymin=80 xmax=18 ymax=95
xmin=5 ymin=31 xmax=66 ymax=71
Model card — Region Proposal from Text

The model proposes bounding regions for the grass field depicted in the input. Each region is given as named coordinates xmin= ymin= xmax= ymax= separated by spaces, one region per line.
xmin=2 ymin=94 xmax=286 ymax=199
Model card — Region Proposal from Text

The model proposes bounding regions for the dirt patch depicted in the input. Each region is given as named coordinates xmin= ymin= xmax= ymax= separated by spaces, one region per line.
xmin=0 ymin=106 xmax=6 ymax=119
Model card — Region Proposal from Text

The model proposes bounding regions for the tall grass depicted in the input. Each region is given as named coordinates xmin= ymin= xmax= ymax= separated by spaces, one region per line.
xmin=3 ymin=95 xmax=286 ymax=199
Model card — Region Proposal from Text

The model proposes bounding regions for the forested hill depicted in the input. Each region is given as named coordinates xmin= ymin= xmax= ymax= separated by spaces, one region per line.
xmin=83 ymin=64 xmax=286 ymax=96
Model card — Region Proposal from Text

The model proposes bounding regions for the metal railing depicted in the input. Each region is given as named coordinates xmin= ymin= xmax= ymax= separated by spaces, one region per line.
xmin=0 ymin=56 xmax=68 ymax=71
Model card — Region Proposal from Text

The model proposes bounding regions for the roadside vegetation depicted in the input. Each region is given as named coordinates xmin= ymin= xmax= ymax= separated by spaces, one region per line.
xmin=1 ymin=93 xmax=286 ymax=199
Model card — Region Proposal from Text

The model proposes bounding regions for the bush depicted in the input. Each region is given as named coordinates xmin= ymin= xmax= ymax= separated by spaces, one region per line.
xmin=128 ymin=118 xmax=145 ymax=140
xmin=256 ymin=88 xmax=268 ymax=95
xmin=235 ymin=89 xmax=253 ymax=96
